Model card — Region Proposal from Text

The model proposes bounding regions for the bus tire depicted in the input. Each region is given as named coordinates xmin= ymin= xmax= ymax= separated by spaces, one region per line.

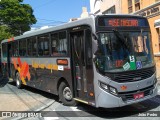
xmin=58 ymin=82 xmax=76 ymax=106
xmin=16 ymin=72 xmax=22 ymax=89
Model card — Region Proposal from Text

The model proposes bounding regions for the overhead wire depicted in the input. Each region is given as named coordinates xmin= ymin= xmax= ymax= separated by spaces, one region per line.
xmin=31 ymin=0 xmax=67 ymax=27
xmin=34 ymin=0 xmax=57 ymax=10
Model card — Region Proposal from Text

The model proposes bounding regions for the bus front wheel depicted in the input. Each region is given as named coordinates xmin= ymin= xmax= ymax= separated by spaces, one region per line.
xmin=58 ymin=82 xmax=76 ymax=106
xmin=16 ymin=72 xmax=22 ymax=89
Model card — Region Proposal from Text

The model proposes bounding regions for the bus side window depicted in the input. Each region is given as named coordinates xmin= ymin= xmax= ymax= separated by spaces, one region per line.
xmin=51 ymin=31 xmax=67 ymax=56
xmin=27 ymin=38 xmax=32 ymax=56
xmin=59 ymin=31 xmax=67 ymax=55
xmin=19 ymin=39 xmax=27 ymax=56
xmin=51 ymin=33 xmax=59 ymax=56
xmin=32 ymin=37 xmax=37 ymax=56
xmin=12 ymin=41 xmax=19 ymax=57
xmin=38 ymin=35 xmax=49 ymax=56
xmin=2 ymin=43 xmax=7 ymax=58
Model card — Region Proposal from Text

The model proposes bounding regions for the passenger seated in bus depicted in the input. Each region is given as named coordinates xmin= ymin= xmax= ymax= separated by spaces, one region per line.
xmin=61 ymin=50 xmax=67 ymax=55
xmin=52 ymin=47 xmax=59 ymax=56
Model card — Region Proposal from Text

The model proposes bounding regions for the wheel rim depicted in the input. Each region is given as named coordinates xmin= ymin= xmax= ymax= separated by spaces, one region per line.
xmin=16 ymin=74 xmax=20 ymax=86
xmin=63 ymin=87 xmax=72 ymax=101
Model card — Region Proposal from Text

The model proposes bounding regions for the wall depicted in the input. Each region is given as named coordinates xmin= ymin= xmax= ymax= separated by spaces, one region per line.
xmin=90 ymin=0 xmax=122 ymax=14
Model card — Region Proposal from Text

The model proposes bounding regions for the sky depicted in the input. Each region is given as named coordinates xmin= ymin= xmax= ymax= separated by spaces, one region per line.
xmin=23 ymin=0 xmax=90 ymax=28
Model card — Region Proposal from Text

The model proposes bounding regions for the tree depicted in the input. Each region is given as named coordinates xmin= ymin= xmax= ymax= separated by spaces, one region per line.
xmin=0 ymin=0 xmax=37 ymax=40
xmin=0 ymin=25 xmax=13 ymax=41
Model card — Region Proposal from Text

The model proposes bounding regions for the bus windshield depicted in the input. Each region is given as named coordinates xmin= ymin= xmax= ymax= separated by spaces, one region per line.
xmin=95 ymin=31 xmax=154 ymax=73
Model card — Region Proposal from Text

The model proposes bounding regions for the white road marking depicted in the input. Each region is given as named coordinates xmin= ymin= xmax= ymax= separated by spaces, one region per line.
xmin=44 ymin=117 xmax=59 ymax=120
xmin=44 ymin=109 xmax=59 ymax=120
xmin=70 ymin=107 xmax=81 ymax=111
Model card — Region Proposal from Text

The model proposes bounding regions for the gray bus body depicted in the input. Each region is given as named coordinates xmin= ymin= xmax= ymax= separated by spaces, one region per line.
xmin=1 ymin=15 xmax=158 ymax=108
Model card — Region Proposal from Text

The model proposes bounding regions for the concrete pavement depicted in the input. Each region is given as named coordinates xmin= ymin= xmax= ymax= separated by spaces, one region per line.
xmin=0 ymin=83 xmax=55 ymax=112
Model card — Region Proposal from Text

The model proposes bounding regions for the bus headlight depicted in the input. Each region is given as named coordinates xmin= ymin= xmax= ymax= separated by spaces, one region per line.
xmin=109 ymin=86 xmax=117 ymax=95
xmin=99 ymin=81 xmax=118 ymax=96
xmin=100 ymin=82 xmax=109 ymax=91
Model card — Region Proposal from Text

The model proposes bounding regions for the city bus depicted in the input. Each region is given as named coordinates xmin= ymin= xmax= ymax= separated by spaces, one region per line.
xmin=1 ymin=15 xmax=158 ymax=108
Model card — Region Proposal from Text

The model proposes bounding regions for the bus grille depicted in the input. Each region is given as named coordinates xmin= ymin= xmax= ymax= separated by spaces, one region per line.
xmin=119 ymin=85 xmax=154 ymax=101
xmin=113 ymin=67 xmax=155 ymax=83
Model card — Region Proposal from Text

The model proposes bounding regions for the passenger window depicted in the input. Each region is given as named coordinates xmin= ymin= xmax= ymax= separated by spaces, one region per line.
xmin=27 ymin=37 xmax=37 ymax=56
xmin=51 ymin=33 xmax=59 ymax=56
xmin=51 ymin=31 xmax=67 ymax=56
xmin=38 ymin=35 xmax=49 ymax=56
xmin=19 ymin=39 xmax=27 ymax=56
xmin=12 ymin=41 xmax=19 ymax=57
xmin=32 ymin=37 xmax=37 ymax=56
xmin=2 ymin=43 xmax=7 ymax=58
xmin=27 ymin=38 xmax=32 ymax=56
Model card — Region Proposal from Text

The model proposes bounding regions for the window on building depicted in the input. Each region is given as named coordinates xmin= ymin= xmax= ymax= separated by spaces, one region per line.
xmin=19 ymin=39 xmax=27 ymax=56
xmin=51 ymin=31 xmax=67 ymax=56
xmin=156 ymin=28 xmax=160 ymax=52
xmin=135 ymin=0 xmax=140 ymax=11
xmin=155 ymin=0 xmax=160 ymax=2
xmin=38 ymin=35 xmax=50 ymax=56
xmin=103 ymin=6 xmax=115 ymax=14
xmin=128 ymin=0 xmax=133 ymax=13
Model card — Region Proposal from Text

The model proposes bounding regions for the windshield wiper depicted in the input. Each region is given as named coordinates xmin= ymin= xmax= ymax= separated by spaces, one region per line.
xmin=112 ymin=29 xmax=130 ymax=52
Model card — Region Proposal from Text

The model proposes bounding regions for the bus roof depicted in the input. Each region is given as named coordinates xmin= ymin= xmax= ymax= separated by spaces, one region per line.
xmin=1 ymin=16 xmax=95 ymax=44
xmin=1 ymin=14 xmax=146 ymax=44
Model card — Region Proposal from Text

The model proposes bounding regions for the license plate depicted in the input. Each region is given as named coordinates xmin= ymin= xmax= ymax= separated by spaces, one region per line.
xmin=133 ymin=92 xmax=144 ymax=99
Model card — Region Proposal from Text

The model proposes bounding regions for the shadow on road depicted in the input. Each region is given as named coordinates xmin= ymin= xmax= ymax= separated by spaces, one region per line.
xmin=73 ymin=95 xmax=160 ymax=118
xmin=7 ymin=82 xmax=160 ymax=118
xmin=8 ymin=82 xmax=59 ymax=101
xmin=0 ymin=74 xmax=9 ymax=88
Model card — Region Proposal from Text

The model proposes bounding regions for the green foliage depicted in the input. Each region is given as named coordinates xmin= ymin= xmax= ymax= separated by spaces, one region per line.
xmin=0 ymin=0 xmax=37 ymax=41
xmin=0 ymin=25 xmax=13 ymax=41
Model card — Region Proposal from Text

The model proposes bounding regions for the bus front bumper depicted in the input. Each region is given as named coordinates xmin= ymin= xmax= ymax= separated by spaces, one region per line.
xmin=96 ymin=83 xmax=158 ymax=108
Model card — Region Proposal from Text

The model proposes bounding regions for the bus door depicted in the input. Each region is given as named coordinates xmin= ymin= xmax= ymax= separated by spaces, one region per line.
xmin=7 ymin=43 xmax=12 ymax=77
xmin=70 ymin=29 xmax=94 ymax=101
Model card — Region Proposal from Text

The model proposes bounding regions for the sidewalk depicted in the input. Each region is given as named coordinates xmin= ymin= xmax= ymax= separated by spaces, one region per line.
xmin=0 ymin=83 xmax=54 ymax=111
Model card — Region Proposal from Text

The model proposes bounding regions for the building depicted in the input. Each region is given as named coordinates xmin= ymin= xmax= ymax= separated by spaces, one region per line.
xmin=90 ymin=0 xmax=160 ymax=65
xmin=121 ymin=0 xmax=160 ymax=65
xmin=90 ymin=0 xmax=122 ymax=14
xmin=122 ymin=0 xmax=160 ymax=55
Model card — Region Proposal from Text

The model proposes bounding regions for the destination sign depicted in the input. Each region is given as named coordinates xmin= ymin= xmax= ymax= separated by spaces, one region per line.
xmin=108 ymin=19 xmax=138 ymax=27
xmin=98 ymin=17 xmax=149 ymax=27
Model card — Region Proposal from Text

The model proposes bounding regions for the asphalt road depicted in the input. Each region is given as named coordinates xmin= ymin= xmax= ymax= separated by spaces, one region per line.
xmin=0 ymin=83 xmax=160 ymax=120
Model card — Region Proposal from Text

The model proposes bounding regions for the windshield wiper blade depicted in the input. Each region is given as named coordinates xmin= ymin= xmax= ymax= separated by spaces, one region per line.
xmin=112 ymin=29 xmax=130 ymax=52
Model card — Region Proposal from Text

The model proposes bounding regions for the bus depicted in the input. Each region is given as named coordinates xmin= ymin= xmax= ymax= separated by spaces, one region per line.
xmin=1 ymin=15 xmax=158 ymax=108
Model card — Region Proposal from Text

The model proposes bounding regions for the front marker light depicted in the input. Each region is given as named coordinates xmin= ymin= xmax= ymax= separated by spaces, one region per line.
xmin=109 ymin=86 xmax=117 ymax=95
xmin=100 ymin=82 xmax=109 ymax=90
